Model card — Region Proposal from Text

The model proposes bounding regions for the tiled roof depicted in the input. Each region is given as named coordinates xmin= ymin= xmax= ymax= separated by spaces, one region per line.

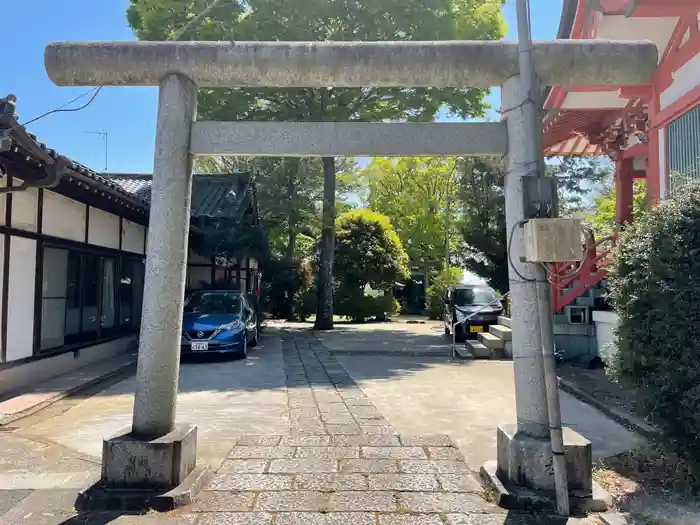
xmin=107 ymin=172 xmax=253 ymax=219
xmin=1 ymin=95 xmax=149 ymax=214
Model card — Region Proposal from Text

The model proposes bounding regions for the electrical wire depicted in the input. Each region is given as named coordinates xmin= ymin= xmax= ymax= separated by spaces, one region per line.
xmin=506 ymin=219 xmax=539 ymax=283
xmin=20 ymin=86 xmax=103 ymax=127
xmin=20 ymin=0 xmax=227 ymax=128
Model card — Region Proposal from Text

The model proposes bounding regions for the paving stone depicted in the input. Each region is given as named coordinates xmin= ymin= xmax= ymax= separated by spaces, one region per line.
xmin=290 ymin=407 xmax=322 ymax=419
xmin=360 ymin=425 xmax=398 ymax=435
xmin=363 ymin=447 xmax=427 ymax=460
xmin=0 ymin=489 xmax=32 ymax=516
xmin=343 ymin=397 xmax=373 ymax=406
xmin=294 ymin=473 xmax=368 ymax=491
xmin=208 ymin=473 xmax=294 ymax=491
xmin=295 ymin=446 xmax=360 ymax=459
xmin=339 ymin=459 xmax=400 ymax=473
xmin=281 ymin=435 xmax=331 ymax=446
xmin=255 ymin=491 xmax=329 ymax=511
xmin=332 ymin=434 xmax=401 ymax=447
xmin=275 ymin=512 xmax=377 ymax=525
xmin=325 ymin=424 xmax=362 ymax=435
xmin=217 ymin=459 xmax=269 ymax=474
xmin=269 ymin=458 xmax=338 ymax=473
xmin=400 ymin=435 xmax=454 ymax=447
xmin=397 ymin=492 xmax=503 ymax=514
xmin=349 ymin=406 xmax=384 ymax=419
xmin=427 ymin=447 xmax=463 ymax=461
xmin=109 ymin=514 xmax=200 ymax=524
xmin=0 ymin=489 xmax=81 ymax=525
xmin=197 ymin=512 xmax=273 ymax=525
xmin=287 ymin=379 xmax=310 ymax=387
xmin=317 ymin=403 xmax=348 ymax=413
xmin=321 ymin=413 xmax=356 ymax=423
xmin=437 ymin=474 xmax=483 ymax=493
xmin=356 ymin=418 xmax=392 ymax=426
xmin=290 ymin=420 xmax=326 ymax=434
xmin=444 ymin=514 xmax=547 ymax=525
xmin=326 ymin=490 xmax=397 ymax=512
xmin=398 ymin=460 xmax=470 ymax=474
xmin=368 ymin=474 xmax=439 ymax=492
xmin=378 ymin=515 xmax=445 ymax=525
xmin=228 ymin=446 xmax=296 ymax=459
xmin=234 ymin=435 xmax=283 ymax=447
xmin=188 ymin=491 xmax=256 ymax=511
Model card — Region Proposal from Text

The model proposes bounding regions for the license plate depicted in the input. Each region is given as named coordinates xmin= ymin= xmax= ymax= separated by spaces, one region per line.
xmin=191 ymin=341 xmax=209 ymax=351
xmin=470 ymin=326 xmax=484 ymax=333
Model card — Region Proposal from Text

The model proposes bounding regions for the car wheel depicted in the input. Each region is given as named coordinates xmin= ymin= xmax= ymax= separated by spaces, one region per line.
xmin=250 ymin=326 xmax=259 ymax=347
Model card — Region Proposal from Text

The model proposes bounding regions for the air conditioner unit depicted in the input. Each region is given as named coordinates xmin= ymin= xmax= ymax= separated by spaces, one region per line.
xmin=565 ymin=305 xmax=589 ymax=325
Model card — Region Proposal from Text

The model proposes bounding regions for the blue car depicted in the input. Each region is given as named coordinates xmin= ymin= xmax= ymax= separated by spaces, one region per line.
xmin=181 ymin=290 xmax=259 ymax=358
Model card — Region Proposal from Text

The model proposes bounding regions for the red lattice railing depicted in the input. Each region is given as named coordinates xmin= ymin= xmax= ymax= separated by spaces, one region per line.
xmin=549 ymin=234 xmax=617 ymax=313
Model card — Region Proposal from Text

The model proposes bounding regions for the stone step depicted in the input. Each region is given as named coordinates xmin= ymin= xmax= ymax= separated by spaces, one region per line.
xmin=477 ymin=332 xmax=504 ymax=350
xmin=497 ymin=315 xmax=511 ymax=328
xmin=465 ymin=340 xmax=491 ymax=359
xmin=455 ymin=345 xmax=474 ymax=360
xmin=489 ymin=324 xmax=512 ymax=341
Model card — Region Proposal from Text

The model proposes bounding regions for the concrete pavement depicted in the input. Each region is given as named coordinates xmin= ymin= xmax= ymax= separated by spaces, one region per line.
xmin=0 ymin=323 xmax=639 ymax=523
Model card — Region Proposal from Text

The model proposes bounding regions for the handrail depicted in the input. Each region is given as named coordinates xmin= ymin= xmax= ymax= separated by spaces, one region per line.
xmin=450 ymin=292 xmax=510 ymax=359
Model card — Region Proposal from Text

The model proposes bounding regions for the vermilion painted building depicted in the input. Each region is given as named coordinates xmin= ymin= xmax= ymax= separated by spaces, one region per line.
xmin=543 ymin=0 xmax=700 ymax=363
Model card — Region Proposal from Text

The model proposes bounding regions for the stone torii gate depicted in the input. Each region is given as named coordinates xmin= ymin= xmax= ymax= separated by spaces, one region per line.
xmin=44 ymin=39 xmax=657 ymax=508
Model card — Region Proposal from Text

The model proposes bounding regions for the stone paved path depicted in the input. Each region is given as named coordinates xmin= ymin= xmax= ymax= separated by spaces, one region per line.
xmin=0 ymin=330 xmax=602 ymax=524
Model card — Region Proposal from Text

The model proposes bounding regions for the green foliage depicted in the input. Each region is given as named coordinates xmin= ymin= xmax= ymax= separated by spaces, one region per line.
xmin=360 ymin=157 xmax=459 ymax=266
xmin=588 ymin=179 xmax=647 ymax=238
xmin=260 ymin=258 xmax=313 ymax=319
xmin=335 ymin=287 xmax=400 ymax=322
xmin=128 ymin=0 xmax=505 ymax=327
xmin=334 ymin=209 xmax=410 ymax=292
xmin=457 ymin=157 xmax=508 ymax=292
xmin=607 ymin=183 xmax=700 ymax=483
xmin=426 ymin=266 xmax=463 ymax=320
xmin=549 ymin=157 xmax=612 ymax=216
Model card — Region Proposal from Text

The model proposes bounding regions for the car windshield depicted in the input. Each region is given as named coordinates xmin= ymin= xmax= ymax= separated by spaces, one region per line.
xmin=453 ymin=287 xmax=499 ymax=306
xmin=184 ymin=292 xmax=241 ymax=315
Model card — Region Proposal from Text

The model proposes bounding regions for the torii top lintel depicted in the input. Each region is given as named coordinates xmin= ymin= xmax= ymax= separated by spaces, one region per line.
xmin=44 ymin=40 xmax=657 ymax=89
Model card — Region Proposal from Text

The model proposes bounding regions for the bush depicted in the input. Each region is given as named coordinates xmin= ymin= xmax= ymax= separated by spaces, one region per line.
xmin=426 ymin=267 xmax=463 ymax=320
xmin=607 ymin=182 xmax=700 ymax=483
xmin=335 ymin=286 xmax=399 ymax=322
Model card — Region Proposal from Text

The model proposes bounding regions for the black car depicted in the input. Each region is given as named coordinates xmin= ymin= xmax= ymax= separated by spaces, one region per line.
xmin=443 ymin=284 xmax=504 ymax=341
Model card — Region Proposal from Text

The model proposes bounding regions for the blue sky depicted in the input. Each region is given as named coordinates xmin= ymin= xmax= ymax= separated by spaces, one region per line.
xmin=2 ymin=0 xmax=562 ymax=174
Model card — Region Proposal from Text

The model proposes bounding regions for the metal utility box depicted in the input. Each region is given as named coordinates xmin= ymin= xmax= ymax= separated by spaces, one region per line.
xmin=523 ymin=218 xmax=582 ymax=263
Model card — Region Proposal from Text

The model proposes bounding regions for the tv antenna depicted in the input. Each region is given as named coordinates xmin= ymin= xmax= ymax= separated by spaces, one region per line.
xmin=84 ymin=130 xmax=108 ymax=172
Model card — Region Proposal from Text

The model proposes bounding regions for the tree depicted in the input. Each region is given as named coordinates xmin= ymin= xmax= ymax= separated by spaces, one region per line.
xmin=587 ymin=179 xmax=647 ymax=238
xmin=549 ymin=157 xmax=613 ymax=216
xmin=360 ymin=157 xmax=460 ymax=268
xmin=457 ymin=157 xmax=508 ymax=292
xmin=127 ymin=0 xmax=506 ymax=330
xmin=334 ymin=209 xmax=409 ymax=321
xmin=457 ymin=156 xmax=612 ymax=293
xmin=334 ymin=209 xmax=409 ymax=293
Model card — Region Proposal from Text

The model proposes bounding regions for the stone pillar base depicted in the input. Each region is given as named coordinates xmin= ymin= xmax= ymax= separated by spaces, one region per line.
xmin=76 ymin=423 xmax=211 ymax=512
xmin=480 ymin=424 xmax=611 ymax=514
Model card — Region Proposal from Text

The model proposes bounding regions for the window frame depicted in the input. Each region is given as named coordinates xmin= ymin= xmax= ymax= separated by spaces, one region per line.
xmin=37 ymin=240 xmax=145 ymax=354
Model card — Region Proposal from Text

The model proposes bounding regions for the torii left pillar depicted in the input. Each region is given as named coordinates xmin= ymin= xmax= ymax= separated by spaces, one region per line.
xmin=80 ymin=73 xmax=209 ymax=511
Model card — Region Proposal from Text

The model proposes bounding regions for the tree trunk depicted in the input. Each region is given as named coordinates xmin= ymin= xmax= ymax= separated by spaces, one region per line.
xmin=315 ymin=156 xmax=336 ymax=330
xmin=282 ymin=158 xmax=301 ymax=264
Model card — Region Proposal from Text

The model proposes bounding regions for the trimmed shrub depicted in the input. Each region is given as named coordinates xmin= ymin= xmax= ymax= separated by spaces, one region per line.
xmin=335 ymin=286 xmax=399 ymax=322
xmin=607 ymin=182 xmax=700 ymax=479
xmin=426 ymin=267 xmax=463 ymax=320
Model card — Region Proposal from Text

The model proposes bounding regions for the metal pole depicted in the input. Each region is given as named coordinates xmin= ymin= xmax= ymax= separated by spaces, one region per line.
xmin=515 ymin=0 xmax=569 ymax=515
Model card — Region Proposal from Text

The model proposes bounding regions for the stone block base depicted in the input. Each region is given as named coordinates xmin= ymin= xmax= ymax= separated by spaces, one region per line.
xmin=480 ymin=424 xmax=607 ymax=514
xmin=76 ymin=423 xmax=210 ymax=511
